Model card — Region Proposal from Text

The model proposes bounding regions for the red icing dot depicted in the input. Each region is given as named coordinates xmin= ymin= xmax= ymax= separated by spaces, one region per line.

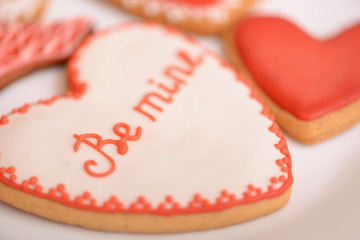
xmin=109 ymin=196 xmax=118 ymax=203
xmin=275 ymin=139 xmax=287 ymax=149
xmin=270 ymin=177 xmax=278 ymax=184
xmin=243 ymin=192 xmax=250 ymax=199
xmin=282 ymin=156 xmax=290 ymax=163
xmin=276 ymin=159 xmax=284 ymax=167
xmin=22 ymin=181 xmax=28 ymax=188
xmin=280 ymin=148 xmax=289 ymax=156
xmin=189 ymin=194 xmax=210 ymax=208
xmin=158 ymin=195 xmax=180 ymax=211
xmin=0 ymin=115 xmax=9 ymax=125
xmin=268 ymin=123 xmax=278 ymax=133
xmin=138 ymin=196 xmax=146 ymax=203
xmin=216 ymin=190 xmax=236 ymax=204
xmin=165 ymin=195 xmax=173 ymax=203
xmin=35 ymin=185 xmax=42 ymax=193
xmin=7 ymin=167 xmax=15 ymax=174
xmin=130 ymin=196 xmax=151 ymax=211
xmin=166 ymin=0 xmax=220 ymax=5
xmin=57 ymin=184 xmax=65 ymax=191
xmin=103 ymin=196 xmax=123 ymax=210
xmin=83 ymin=191 xmax=91 ymax=198
xmin=29 ymin=176 xmax=37 ymax=185
xmin=194 ymin=193 xmax=202 ymax=202
xmin=18 ymin=104 xmax=31 ymax=114
xmin=279 ymin=175 xmax=286 ymax=182
xmin=75 ymin=197 xmax=82 ymax=204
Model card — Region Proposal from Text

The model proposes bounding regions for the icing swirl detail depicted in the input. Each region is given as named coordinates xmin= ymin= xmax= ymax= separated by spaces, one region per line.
xmin=73 ymin=123 xmax=142 ymax=177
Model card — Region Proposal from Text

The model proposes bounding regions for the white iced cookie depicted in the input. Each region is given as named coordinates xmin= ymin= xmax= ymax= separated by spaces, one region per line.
xmin=104 ymin=0 xmax=256 ymax=35
xmin=0 ymin=21 xmax=293 ymax=233
xmin=0 ymin=0 xmax=48 ymax=23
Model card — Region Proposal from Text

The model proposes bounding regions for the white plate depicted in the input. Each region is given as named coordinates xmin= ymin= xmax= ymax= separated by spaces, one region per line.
xmin=1 ymin=0 xmax=360 ymax=239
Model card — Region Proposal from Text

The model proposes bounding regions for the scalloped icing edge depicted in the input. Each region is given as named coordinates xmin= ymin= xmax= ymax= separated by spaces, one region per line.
xmin=0 ymin=21 xmax=293 ymax=217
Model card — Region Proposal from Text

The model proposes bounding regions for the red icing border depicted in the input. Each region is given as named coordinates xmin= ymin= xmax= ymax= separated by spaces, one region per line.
xmin=0 ymin=21 xmax=293 ymax=216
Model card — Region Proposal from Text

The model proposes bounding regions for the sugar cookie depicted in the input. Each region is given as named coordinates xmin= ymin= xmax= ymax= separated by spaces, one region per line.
xmin=224 ymin=17 xmax=360 ymax=143
xmin=0 ymin=17 xmax=92 ymax=89
xmin=0 ymin=21 xmax=292 ymax=233
xmin=103 ymin=0 xmax=256 ymax=35
xmin=0 ymin=0 xmax=48 ymax=23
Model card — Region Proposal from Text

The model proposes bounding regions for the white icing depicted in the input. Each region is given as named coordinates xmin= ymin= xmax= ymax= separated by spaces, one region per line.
xmin=119 ymin=0 xmax=242 ymax=24
xmin=0 ymin=23 xmax=288 ymax=208
xmin=0 ymin=0 xmax=44 ymax=22
xmin=144 ymin=1 xmax=161 ymax=17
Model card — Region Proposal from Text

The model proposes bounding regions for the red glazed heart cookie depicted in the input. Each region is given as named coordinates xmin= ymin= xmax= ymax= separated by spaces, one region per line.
xmin=224 ymin=17 xmax=360 ymax=143
xmin=103 ymin=0 xmax=255 ymax=35
xmin=0 ymin=0 xmax=48 ymax=23
xmin=0 ymin=17 xmax=92 ymax=89
xmin=0 ymin=21 xmax=292 ymax=233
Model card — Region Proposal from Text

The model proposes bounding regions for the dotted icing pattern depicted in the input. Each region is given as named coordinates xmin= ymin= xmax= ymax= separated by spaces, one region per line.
xmin=0 ymin=21 xmax=292 ymax=216
xmin=119 ymin=0 xmax=241 ymax=23
xmin=0 ymin=17 xmax=92 ymax=78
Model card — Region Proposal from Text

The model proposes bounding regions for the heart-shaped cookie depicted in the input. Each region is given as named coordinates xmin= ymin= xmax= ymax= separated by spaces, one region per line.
xmin=104 ymin=0 xmax=255 ymax=35
xmin=225 ymin=17 xmax=360 ymax=143
xmin=0 ymin=17 xmax=92 ymax=89
xmin=0 ymin=0 xmax=48 ymax=23
xmin=0 ymin=21 xmax=292 ymax=233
